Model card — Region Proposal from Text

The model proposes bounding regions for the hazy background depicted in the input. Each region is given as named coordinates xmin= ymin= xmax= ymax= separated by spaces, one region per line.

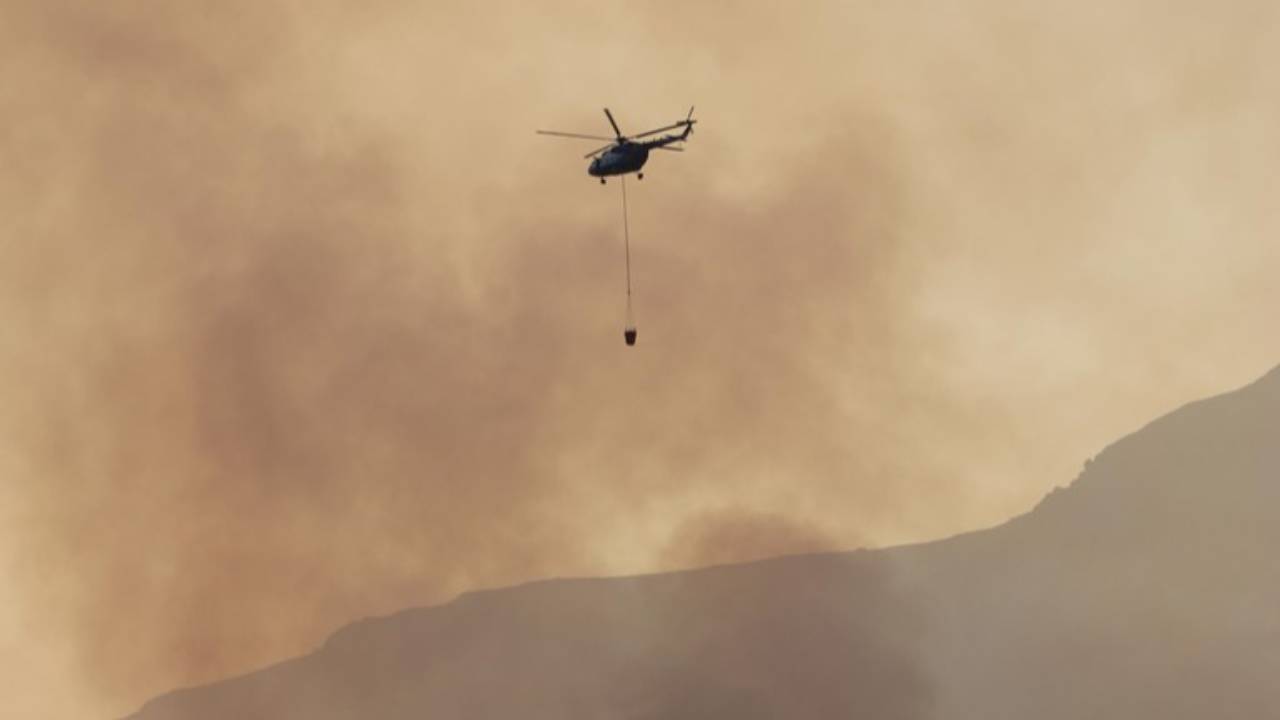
xmin=2 ymin=1 xmax=1277 ymax=717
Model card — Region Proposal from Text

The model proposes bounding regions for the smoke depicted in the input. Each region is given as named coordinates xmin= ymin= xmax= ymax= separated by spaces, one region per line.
xmin=2 ymin=1 xmax=1278 ymax=717
xmin=659 ymin=507 xmax=845 ymax=569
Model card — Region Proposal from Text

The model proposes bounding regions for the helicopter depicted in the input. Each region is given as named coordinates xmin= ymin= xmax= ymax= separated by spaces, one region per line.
xmin=538 ymin=107 xmax=696 ymax=184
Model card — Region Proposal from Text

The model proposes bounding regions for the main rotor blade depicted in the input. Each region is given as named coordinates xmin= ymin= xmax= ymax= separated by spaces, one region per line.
xmin=653 ymin=145 xmax=684 ymax=152
xmin=584 ymin=142 xmax=614 ymax=158
xmin=537 ymin=130 xmax=617 ymax=141
xmin=603 ymin=108 xmax=623 ymax=139
xmin=630 ymin=120 xmax=696 ymax=139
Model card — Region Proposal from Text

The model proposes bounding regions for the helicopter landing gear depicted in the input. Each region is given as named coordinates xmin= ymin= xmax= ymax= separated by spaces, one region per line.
xmin=600 ymin=177 xmax=606 ymax=185
xmin=637 ymin=172 xmax=644 ymax=180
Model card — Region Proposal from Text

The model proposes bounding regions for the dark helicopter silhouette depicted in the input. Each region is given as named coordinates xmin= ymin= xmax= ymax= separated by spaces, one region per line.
xmin=538 ymin=107 xmax=696 ymax=184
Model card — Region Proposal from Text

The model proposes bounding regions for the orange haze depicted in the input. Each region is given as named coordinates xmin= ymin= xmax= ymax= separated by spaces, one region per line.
xmin=2 ymin=1 xmax=1278 ymax=717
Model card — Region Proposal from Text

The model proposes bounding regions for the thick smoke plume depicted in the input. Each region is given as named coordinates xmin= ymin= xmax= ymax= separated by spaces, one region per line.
xmin=1 ymin=1 xmax=1277 ymax=716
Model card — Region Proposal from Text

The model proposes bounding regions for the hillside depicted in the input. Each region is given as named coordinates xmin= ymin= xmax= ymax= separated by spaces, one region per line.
xmin=128 ymin=366 xmax=1280 ymax=719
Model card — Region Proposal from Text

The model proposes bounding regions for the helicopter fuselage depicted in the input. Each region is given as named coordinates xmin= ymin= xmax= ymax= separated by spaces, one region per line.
xmin=538 ymin=107 xmax=694 ymax=182
xmin=589 ymin=143 xmax=649 ymax=177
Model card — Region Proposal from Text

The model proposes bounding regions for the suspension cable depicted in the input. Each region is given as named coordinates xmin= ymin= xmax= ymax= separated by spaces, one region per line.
xmin=621 ymin=175 xmax=636 ymax=345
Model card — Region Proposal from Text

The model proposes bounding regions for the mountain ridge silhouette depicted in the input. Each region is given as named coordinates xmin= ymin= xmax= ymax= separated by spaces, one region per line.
xmin=126 ymin=363 xmax=1280 ymax=719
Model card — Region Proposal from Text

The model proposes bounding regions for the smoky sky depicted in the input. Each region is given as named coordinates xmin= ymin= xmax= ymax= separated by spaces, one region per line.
xmin=2 ymin=1 xmax=1279 ymax=717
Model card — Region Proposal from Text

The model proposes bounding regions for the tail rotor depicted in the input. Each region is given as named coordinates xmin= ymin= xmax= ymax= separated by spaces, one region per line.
xmin=681 ymin=106 xmax=696 ymax=139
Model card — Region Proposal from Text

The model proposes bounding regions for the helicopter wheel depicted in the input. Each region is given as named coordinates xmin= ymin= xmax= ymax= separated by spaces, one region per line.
xmin=600 ymin=178 xmax=606 ymax=185
xmin=638 ymin=172 xmax=644 ymax=180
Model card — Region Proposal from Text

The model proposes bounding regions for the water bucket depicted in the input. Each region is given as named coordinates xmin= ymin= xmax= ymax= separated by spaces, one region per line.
xmin=624 ymin=327 xmax=637 ymax=346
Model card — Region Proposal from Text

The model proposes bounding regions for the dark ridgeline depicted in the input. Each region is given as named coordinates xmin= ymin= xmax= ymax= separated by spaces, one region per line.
xmin=127 ymin=366 xmax=1280 ymax=720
